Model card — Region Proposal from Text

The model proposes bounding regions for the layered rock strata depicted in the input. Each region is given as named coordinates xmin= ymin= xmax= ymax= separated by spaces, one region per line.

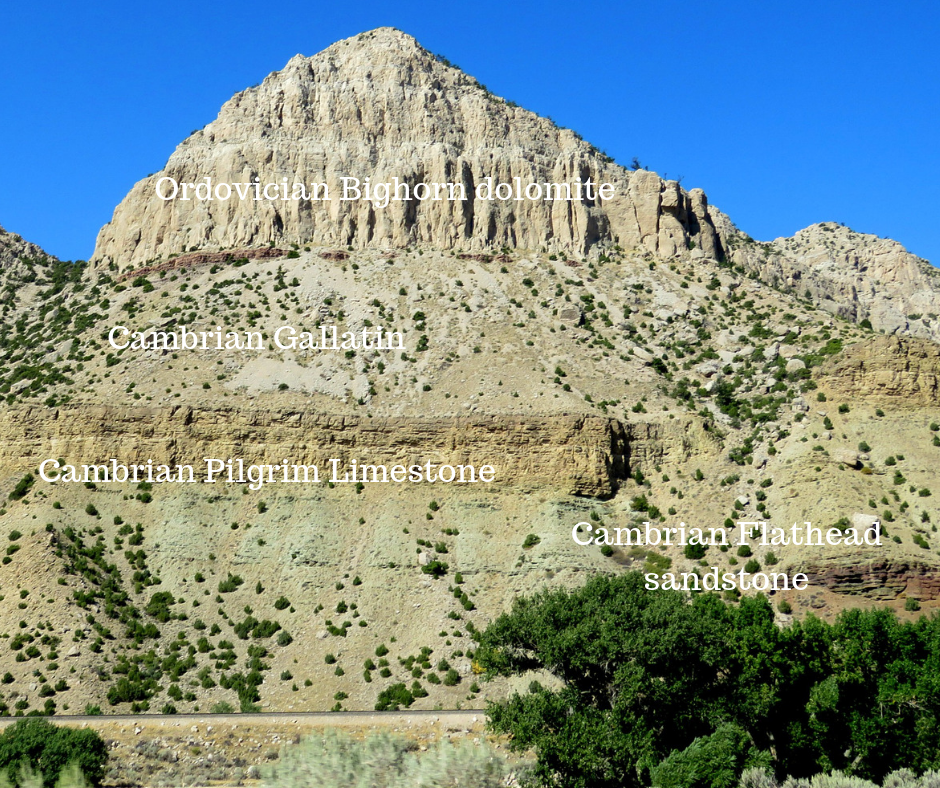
xmin=93 ymin=28 xmax=722 ymax=266
xmin=819 ymin=335 xmax=940 ymax=404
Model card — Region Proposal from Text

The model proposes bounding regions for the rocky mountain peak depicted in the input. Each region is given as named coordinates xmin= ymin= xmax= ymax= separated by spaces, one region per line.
xmin=92 ymin=29 xmax=722 ymax=267
xmin=89 ymin=28 xmax=940 ymax=344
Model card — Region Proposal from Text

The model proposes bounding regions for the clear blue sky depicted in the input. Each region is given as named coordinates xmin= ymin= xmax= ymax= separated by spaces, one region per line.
xmin=2 ymin=1 xmax=937 ymax=263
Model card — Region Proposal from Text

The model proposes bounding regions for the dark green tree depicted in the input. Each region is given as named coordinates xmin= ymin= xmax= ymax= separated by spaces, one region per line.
xmin=651 ymin=724 xmax=771 ymax=788
xmin=477 ymin=572 xmax=940 ymax=788
xmin=477 ymin=573 xmax=769 ymax=788
xmin=0 ymin=718 xmax=108 ymax=787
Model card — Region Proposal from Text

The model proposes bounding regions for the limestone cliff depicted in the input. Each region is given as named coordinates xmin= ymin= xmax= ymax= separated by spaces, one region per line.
xmin=0 ymin=406 xmax=630 ymax=496
xmin=819 ymin=335 xmax=940 ymax=404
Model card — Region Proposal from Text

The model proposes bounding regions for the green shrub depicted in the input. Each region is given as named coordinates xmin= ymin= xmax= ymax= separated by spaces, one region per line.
xmin=375 ymin=683 xmax=414 ymax=711
xmin=144 ymin=591 xmax=175 ymax=623
xmin=211 ymin=701 xmax=234 ymax=714
xmin=218 ymin=573 xmax=244 ymax=593
xmin=8 ymin=476 xmax=34 ymax=501
xmin=421 ymin=560 xmax=448 ymax=578
xmin=684 ymin=543 xmax=706 ymax=560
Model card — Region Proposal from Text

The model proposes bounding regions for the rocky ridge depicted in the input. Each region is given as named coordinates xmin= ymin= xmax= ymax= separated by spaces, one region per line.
xmin=722 ymin=221 xmax=940 ymax=342
xmin=0 ymin=222 xmax=53 ymax=268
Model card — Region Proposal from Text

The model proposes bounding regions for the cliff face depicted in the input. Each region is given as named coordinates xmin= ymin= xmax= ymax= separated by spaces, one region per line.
xmin=0 ymin=405 xmax=730 ymax=498
xmin=2 ymin=406 xmax=626 ymax=496
xmin=820 ymin=335 xmax=940 ymax=404
xmin=92 ymin=28 xmax=722 ymax=266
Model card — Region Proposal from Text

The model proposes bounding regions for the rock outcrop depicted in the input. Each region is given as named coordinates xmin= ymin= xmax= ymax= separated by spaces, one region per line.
xmin=0 ymin=406 xmax=630 ymax=497
xmin=819 ymin=335 xmax=940 ymax=404
xmin=0 ymin=405 xmax=730 ymax=498
xmin=92 ymin=28 xmax=722 ymax=266
xmin=0 ymin=222 xmax=53 ymax=268
xmin=722 ymin=220 xmax=940 ymax=341
xmin=805 ymin=557 xmax=940 ymax=601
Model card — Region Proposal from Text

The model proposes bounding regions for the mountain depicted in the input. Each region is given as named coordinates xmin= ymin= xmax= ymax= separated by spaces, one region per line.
xmin=92 ymin=29 xmax=940 ymax=344
xmin=92 ymin=28 xmax=721 ymax=265
xmin=0 ymin=29 xmax=936 ymax=719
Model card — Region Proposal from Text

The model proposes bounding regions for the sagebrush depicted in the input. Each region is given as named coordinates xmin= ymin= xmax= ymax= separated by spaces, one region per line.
xmin=263 ymin=730 xmax=522 ymax=788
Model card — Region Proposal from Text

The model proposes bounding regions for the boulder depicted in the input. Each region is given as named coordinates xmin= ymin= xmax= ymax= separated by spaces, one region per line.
xmin=830 ymin=448 xmax=859 ymax=468
xmin=785 ymin=359 xmax=806 ymax=374
xmin=559 ymin=307 xmax=582 ymax=326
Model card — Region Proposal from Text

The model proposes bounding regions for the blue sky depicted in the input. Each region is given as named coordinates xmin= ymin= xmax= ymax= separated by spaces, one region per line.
xmin=2 ymin=0 xmax=937 ymax=263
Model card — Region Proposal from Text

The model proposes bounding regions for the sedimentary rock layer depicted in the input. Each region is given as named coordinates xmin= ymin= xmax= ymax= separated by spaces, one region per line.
xmin=0 ymin=407 xmax=633 ymax=496
xmin=805 ymin=558 xmax=940 ymax=601
xmin=92 ymin=28 xmax=721 ymax=266
xmin=820 ymin=335 xmax=940 ymax=404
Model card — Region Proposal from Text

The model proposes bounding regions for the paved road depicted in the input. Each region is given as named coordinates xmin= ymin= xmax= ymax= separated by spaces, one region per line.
xmin=0 ymin=709 xmax=488 ymax=729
